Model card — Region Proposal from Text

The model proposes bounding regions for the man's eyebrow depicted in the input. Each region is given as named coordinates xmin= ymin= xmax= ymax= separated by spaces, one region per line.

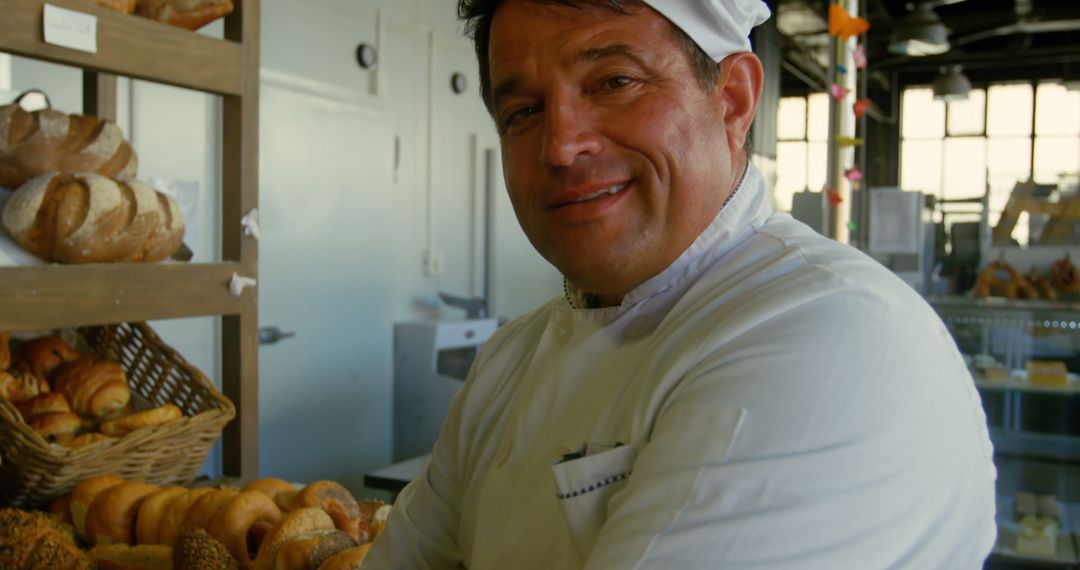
xmin=573 ymin=43 xmax=642 ymax=65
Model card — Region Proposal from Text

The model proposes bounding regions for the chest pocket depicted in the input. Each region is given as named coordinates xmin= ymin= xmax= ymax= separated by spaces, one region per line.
xmin=551 ymin=444 xmax=637 ymax=561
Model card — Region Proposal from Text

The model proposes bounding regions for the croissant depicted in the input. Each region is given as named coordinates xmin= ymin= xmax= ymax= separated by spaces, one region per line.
xmin=11 ymin=335 xmax=82 ymax=382
xmin=52 ymin=356 xmax=131 ymax=418
xmin=0 ymin=368 xmax=51 ymax=402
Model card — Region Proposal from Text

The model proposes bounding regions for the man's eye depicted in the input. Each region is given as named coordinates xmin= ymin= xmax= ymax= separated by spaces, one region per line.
xmin=601 ymin=76 xmax=634 ymax=90
xmin=503 ymin=105 xmax=541 ymax=129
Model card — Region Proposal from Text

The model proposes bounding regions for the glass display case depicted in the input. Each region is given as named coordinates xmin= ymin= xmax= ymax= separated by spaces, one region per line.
xmin=931 ymin=296 xmax=1080 ymax=568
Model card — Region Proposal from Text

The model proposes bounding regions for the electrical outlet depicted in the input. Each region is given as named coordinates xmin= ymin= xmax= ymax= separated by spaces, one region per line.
xmin=422 ymin=249 xmax=445 ymax=276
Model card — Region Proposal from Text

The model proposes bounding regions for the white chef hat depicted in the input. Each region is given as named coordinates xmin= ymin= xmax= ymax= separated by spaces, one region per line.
xmin=641 ymin=0 xmax=772 ymax=62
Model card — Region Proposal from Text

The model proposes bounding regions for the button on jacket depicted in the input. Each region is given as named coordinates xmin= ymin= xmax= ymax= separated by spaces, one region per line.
xmin=365 ymin=163 xmax=997 ymax=569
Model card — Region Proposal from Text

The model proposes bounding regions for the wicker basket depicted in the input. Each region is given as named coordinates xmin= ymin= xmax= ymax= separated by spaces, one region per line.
xmin=0 ymin=322 xmax=235 ymax=508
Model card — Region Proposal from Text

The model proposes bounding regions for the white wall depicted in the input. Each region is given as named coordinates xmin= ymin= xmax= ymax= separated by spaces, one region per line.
xmin=1 ymin=0 xmax=561 ymax=491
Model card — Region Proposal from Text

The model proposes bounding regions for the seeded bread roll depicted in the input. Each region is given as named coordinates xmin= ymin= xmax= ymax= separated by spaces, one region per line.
xmin=2 ymin=172 xmax=184 ymax=264
xmin=0 ymin=508 xmax=95 ymax=569
xmin=0 ymin=105 xmax=137 ymax=190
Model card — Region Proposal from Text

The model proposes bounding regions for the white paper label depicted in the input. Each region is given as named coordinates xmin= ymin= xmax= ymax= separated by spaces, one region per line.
xmin=43 ymin=4 xmax=98 ymax=54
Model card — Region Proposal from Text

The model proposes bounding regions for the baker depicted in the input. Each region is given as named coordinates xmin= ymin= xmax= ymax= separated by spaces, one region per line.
xmin=366 ymin=1 xmax=997 ymax=567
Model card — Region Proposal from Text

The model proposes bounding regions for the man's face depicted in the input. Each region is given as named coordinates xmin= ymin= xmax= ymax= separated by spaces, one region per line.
xmin=488 ymin=0 xmax=741 ymax=298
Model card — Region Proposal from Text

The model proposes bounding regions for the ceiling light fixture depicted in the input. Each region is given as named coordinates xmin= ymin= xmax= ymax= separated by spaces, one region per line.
xmin=889 ymin=4 xmax=951 ymax=56
xmin=932 ymin=65 xmax=972 ymax=102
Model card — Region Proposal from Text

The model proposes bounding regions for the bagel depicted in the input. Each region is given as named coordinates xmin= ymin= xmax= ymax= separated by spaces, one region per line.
xmin=135 ymin=486 xmax=187 ymax=545
xmin=173 ymin=528 xmax=238 ymax=570
xmin=316 ymin=543 xmax=371 ymax=570
xmin=252 ymin=508 xmax=335 ymax=570
xmin=99 ymin=403 xmax=183 ymax=437
xmin=206 ymin=490 xmax=283 ymax=569
xmin=289 ymin=481 xmax=362 ymax=543
xmin=71 ymin=474 xmax=126 ymax=539
xmin=243 ymin=478 xmax=297 ymax=502
xmin=184 ymin=487 xmax=241 ymax=532
xmin=85 ymin=481 xmax=159 ymax=546
xmin=158 ymin=487 xmax=215 ymax=547
xmin=274 ymin=528 xmax=356 ymax=569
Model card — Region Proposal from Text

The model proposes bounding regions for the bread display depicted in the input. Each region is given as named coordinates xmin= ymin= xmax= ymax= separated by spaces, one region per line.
xmin=1 ymin=474 xmax=389 ymax=569
xmin=0 ymin=507 xmax=94 ymax=569
xmin=0 ymin=104 xmax=137 ymax=190
xmin=3 ymin=172 xmax=185 ymax=264
xmin=135 ymin=0 xmax=235 ymax=30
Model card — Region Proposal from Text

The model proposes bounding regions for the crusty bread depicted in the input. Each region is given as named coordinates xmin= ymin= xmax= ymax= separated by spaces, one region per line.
xmin=0 ymin=507 xmax=95 ymax=569
xmin=135 ymin=0 xmax=234 ymax=30
xmin=3 ymin=172 xmax=185 ymax=264
xmin=274 ymin=529 xmax=356 ymax=570
xmin=0 ymin=105 xmax=137 ymax=190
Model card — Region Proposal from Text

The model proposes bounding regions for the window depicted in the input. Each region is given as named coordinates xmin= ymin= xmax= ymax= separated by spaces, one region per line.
xmin=899 ymin=81 xmax=1080 ymax=245
xmin=775 ymin=93 xmax=829 ymax=212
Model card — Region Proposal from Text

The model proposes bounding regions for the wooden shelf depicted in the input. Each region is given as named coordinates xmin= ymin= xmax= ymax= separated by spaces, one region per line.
xmin=0 ymin=0 xmax=244 ymax=95
xmin=0 ymin=263 xmax=249 ymax=330
xmin=1 ymin=0 xmax=261 ymax=480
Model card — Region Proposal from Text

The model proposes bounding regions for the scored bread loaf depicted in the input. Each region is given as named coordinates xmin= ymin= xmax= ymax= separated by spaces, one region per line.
xmin=2 ymin=172 xmax=185 ymax=264
xmin=0 ymin=104 xmax=137 ymax=190
xmin=0 ymin=508 xmax=95 ymax=569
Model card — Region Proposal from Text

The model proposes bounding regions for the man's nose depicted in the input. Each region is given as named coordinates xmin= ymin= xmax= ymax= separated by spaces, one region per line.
xmin=540 ymin=97 xmax=603 ymax=166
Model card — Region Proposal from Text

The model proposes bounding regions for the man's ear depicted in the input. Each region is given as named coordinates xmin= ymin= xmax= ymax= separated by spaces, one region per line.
xmin=715 ymin=52 xmax=764 ymax=154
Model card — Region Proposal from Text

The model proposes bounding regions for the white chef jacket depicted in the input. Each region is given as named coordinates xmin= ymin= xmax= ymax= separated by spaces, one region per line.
xmin=366 ymin=163 xmax=997 ymax=569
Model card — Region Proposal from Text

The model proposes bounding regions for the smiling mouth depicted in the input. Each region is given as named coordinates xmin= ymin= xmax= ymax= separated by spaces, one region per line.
xmin=554 ymin=183 xmax=629 ymax=208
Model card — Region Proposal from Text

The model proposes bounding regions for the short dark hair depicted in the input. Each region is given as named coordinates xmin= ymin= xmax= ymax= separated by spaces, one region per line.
xmin=458 ymin=0 xmax=721 ymax=115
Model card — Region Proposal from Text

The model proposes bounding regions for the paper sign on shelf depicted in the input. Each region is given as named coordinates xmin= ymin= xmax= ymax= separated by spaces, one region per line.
xmin=43 ymin=4 xmax=98 ymax=54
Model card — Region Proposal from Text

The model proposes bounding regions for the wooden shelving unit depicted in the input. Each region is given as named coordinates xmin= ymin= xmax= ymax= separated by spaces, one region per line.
xmin=0 ymin=0 xmax=260 ymax=479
